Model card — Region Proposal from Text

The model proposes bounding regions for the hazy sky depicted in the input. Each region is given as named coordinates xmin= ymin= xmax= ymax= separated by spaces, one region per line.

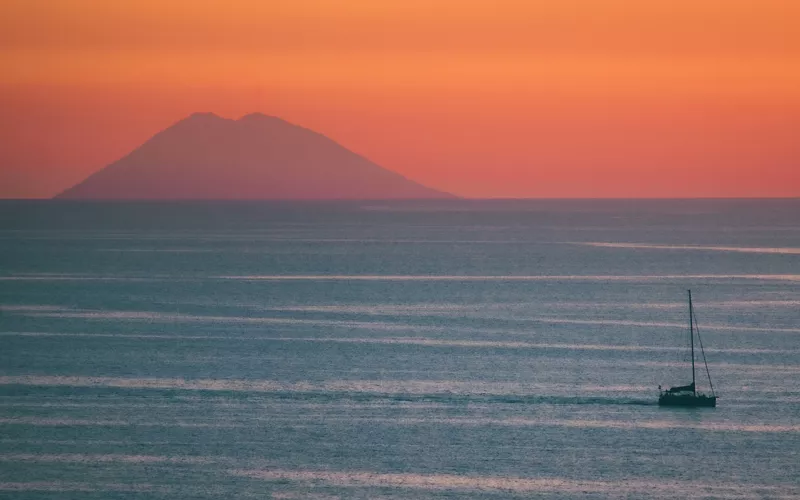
xmin=1 ymin=0 xmax=799 ymax=198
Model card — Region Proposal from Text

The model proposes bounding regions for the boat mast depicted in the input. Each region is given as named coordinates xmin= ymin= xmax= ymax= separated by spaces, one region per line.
xmin=688 ymin=289 xmax=696 ymax=396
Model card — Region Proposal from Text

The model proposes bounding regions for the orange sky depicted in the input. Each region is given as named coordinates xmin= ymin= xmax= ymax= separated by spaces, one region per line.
xmin=1 ymin=0 xmax=799 ymax=198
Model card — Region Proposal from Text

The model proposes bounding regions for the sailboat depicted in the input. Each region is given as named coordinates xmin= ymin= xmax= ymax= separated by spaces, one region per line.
xmin=658 ymin=290 xmax=717 ymax=407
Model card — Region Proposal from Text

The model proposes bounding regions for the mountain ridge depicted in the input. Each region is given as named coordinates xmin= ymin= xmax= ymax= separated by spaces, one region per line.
xmin=56 ymin=113 xmax=453 ymax=200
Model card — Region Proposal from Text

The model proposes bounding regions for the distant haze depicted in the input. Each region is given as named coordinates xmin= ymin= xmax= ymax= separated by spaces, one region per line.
xmin=56 ymin=113 xmax=452 ymax=200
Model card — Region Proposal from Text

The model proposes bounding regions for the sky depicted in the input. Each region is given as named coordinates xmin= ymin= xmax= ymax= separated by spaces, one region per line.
xmin=1 ymin=0 xmax=799 ymax=198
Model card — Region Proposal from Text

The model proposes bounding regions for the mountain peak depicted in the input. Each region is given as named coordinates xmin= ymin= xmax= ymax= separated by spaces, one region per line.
xmin=55 ymin=112 xmax=454 ymax=200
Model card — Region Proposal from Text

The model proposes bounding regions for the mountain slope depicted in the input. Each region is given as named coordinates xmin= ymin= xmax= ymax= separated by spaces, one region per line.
xmin=56 ymin=113 xmax=453 ymax=199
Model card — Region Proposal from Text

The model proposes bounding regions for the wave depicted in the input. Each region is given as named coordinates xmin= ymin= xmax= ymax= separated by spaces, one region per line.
xmin=384 ymin=394 xmax=655 ymax=406
xmin=0 ymin=274 xmax=158 ymax=282
xmin=580 ymin=242 xmax=800 ymax=255
xmin=218 ymin=273 xmax=800 ymax=282
xmin=0 ymin=376 xmax=663 ymax=407
xmin=0 ymin=393 xmax=653 ymax=410
xmin=2 ymin=413 xmax=797 ymax=434
xmin=0 ymin=482 xmax=160 ymax=493
xmin=230 ymin=468 xmax=799 ymax=497
xmin=520 ymin=317 xmax=800 ymax=334
xmin=7 ymin=310 xmax=427 ymax=332
xmin=0 ymin=466 xmax=793 ymax=497
xmin=264 ymin=303 xmax=475 ymax=316
xmin=634 ymin=361 xmax=800 ymax=374
xmin=4 ymin=272 xmax=800 ymax=284
xmin=9 ymin=303 xmax=800 ymax=335
xmin=0 ymin=305 xmax=71 ymax=312
xmin=0 ymin=331 xmax=697 ymax=352
xmin=0 ymin=417 xmax=244 ymax=428
xmin=0 ymin=453 xmax=213 ymax=465
xmin=0 ymin=375 xmax=785 ymax=408
xmin=5 ymin=375 xmax=798 ymax=408
xmin=5 ymin=329 xmax=800 ymax=355
xmin=94 ymin=248 xmax=218 ymax=253
xmin=0 ymin=375 xmax=642 ymax=395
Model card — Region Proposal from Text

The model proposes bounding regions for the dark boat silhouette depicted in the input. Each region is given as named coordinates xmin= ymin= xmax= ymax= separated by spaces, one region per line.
xmin=658 ymin=290 xmax=717 ymax=408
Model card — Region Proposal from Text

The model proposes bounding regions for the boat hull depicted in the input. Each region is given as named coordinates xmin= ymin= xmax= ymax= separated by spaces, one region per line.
xmin=658 ymin=393 xmax=717 ymax=407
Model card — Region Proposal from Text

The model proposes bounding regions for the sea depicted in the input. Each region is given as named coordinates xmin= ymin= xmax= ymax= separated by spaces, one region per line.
xmin=0 ymin=199 xmax=798 ymax=499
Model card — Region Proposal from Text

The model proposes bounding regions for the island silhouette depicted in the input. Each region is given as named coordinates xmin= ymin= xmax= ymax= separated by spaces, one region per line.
xmin=56 ymin=112 xmax=453 ymax=200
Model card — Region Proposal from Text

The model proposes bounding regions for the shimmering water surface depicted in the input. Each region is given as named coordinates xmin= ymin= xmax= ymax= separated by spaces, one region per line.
xmin=1 ymin=199 xmax=798 ymax=499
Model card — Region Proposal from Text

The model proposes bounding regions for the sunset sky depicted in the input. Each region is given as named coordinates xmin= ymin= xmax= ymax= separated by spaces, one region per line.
xmin=1 ymin=0 xmax=799 ymax=198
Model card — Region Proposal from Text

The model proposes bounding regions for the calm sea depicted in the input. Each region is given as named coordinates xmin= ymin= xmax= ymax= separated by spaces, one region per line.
xmin=1 ymin=199 xmax=798 ymax=499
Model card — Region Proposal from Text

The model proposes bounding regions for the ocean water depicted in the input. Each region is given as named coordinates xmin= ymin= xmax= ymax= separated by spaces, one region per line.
xmin=0 ymin=199 xmax=798 ymax=499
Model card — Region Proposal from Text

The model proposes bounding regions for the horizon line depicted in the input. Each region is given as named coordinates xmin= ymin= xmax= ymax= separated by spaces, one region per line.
xmin=2 ymin=196 xmax=800 ymax=202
